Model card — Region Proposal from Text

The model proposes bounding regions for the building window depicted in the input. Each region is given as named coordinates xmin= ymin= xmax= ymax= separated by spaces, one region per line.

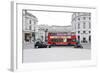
xmin=83 ymin=37 xmax=87 ymax=43
xmin=78 ymin=31 xmax=80 ymax=33
xmin=89 ymin=22 xmax=91 ymax=28
xmin=78 ymin=18 xmax=80 ymax=20
xmin=83 ymin=17 xmax=86 ymax=20
xmin=29 ymin=20 xmax=31 ymax=24
xmin=89 ymin=36 xmax=91 ymax=42
xmin=29 ymin=25 xmax=31 ymax=30
xmin=25 ymin=33 xmax=31 ymax=42
xmin=83 ymin=31 xmax=86 ymax=33
xmin=89 ymin=17 xmax=91 ymax=20
xmin=26 ymin=26 xmax=29 ymax=30
xmin=75 ymin=24 xmax=76 ymax=30
xmin=89 ymin=13 xmax=91 ymax=16
xmin=83 ymin=22 xmax=86 ymax=29
xmin=78 ymin=36 xmax=80 ymax=41
xmin=25 ymin=27 xmax=27 ymax=30
xmin=34 ymin=21 xmax=36 ymax=24
xmin=89 ymin=31 xmax=91 ymax=33
xmin=78 ymin=23 xmax=80 ymax=29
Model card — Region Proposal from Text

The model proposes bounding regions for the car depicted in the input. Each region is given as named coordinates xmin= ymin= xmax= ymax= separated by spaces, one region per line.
xmin=35 ymin=40 xmax=51 ymax=48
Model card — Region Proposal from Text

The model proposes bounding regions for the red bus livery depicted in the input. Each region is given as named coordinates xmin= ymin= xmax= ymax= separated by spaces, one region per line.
xmin=48 ymin=32 xmax=76 ymax=46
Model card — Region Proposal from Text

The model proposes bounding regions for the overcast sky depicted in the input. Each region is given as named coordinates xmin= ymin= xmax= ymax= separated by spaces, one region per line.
xmin=27 ymin=10 xmax=73 ymax=26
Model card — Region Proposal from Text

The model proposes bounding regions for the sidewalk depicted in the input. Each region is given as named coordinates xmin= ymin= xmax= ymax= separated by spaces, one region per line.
xmin=81 ymin=43 xmax=91 ymax=49
xmin=23 ymin=42 xmax=35 ymax=49
xmin=23 ymin=47 xmax=91 ymax=63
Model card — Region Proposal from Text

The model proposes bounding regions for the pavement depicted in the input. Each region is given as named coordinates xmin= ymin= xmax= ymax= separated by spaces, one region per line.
xmin=23 ymin=44 xmax=91 ymax=63
xmin=23 ymin=42 xmax=35 ymax=49
xmin=81 ymin=43 xmax=91 ymax=49
xmin=23 ymin=42 xmax=91 ymax=49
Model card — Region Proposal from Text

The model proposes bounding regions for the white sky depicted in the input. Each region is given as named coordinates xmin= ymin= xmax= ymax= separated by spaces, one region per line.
xmin=27 ymin=11 xmax=73 ymax=26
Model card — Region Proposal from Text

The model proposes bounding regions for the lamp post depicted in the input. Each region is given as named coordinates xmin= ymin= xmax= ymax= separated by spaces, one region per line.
xmin=45 ymin=29 xmax=48 ymax=42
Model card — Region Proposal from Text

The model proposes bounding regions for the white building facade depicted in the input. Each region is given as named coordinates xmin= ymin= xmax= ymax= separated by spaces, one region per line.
xmin=35 ymin=24 xmax=48 ymax=42
xmin=22 ymin=10 xmax=38 ymax=43
xmin=72 ymin=12 xmax=91 ymax=43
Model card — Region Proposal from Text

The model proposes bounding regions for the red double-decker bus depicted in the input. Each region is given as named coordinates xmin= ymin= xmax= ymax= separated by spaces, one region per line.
xmin=48 ymin=32 xmax=77 ymax=46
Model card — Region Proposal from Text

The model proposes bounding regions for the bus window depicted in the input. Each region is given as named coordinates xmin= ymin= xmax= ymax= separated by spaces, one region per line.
xmin=67 ymin=39 xmax=72 ymax=42
xmin=63 ymin=38 xmax=67 ymax=42
xmin=51 ymin=38 xmax=63 ymax=42
xmin=72 ymin=39 xmax=76 ymax=42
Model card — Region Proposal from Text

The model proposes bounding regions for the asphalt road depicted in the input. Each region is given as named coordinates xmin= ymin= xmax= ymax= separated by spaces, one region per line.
xmin=23 ymin=46 xmax=91 ymax=63
xmin=23 ymin=42 xmax=91 ymax=49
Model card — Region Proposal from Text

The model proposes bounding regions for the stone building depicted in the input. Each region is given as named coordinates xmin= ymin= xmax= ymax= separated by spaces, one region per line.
xmin=35 ymin=24 xmax=48 ymax=42
xmin=22 ymin=10 xmax=38 ymax=43
xmin=72 ymin=12 xmax=91 ymax=43
xmin=48 ymin=25 xmax=72 ymax=33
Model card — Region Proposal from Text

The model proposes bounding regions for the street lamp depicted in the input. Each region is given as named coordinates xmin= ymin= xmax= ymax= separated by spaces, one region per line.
xmin=33 ymin=22 xmax=36 ymax=42
xmin=45 ymin=29 xmax=48 ymax=42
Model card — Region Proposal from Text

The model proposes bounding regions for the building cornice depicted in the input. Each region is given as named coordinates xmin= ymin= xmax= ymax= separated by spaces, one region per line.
xmin=72 ymin=15 xmax=91 ymax=22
